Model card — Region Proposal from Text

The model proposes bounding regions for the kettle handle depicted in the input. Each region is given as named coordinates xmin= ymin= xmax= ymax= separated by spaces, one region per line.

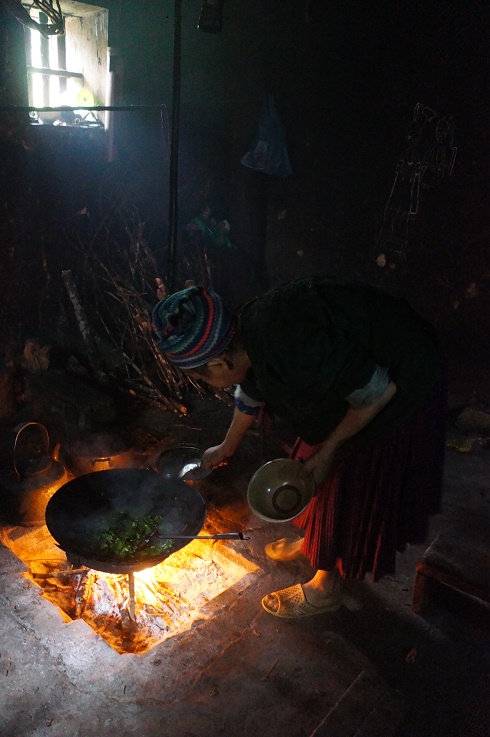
xmin=9 ymin=422 xmax=50 ymax=482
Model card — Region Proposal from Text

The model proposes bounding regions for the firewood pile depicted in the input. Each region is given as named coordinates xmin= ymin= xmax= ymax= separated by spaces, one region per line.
xmin=58 ymin=215 xmax=231 ymax=416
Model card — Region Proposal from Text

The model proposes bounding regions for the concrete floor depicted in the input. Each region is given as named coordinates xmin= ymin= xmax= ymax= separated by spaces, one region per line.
xmin=1 ymin=390 xmax=489 ymax=737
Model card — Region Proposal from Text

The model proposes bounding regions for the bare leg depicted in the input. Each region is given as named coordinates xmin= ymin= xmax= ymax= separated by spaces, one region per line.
xmin=302 ymin=569 xmax=341 ymax=606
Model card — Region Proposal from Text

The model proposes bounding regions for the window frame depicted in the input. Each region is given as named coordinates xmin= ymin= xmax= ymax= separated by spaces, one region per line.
xmin=22 ymin=1 xmax=109 ymax=129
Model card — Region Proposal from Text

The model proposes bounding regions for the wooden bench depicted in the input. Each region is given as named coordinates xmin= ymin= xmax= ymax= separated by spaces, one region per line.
xmin=412 ymin=506 xmax=490 ymax=617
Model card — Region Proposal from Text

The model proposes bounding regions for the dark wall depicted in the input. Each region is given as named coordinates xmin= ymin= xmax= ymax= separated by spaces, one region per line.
xmin=0 ymin=0 xmax=488 ymax=370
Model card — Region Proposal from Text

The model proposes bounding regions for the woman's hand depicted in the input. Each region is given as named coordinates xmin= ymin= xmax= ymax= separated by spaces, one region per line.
xmin=302 ymin=381 xmax=398 ymax=487
xmin=201 ymin=444 xmax=232 ymax=469
xmin=201 ymin=407 xmax=256 ymax=469
xmin=302 ymin=444 xmax=336 ymax=486
xmin=201 ymin=407 xmax=256 ymax=470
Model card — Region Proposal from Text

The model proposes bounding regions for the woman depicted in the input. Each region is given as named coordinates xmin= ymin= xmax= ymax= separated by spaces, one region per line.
xmin=152 ymin=276 xmax=446 ymax=619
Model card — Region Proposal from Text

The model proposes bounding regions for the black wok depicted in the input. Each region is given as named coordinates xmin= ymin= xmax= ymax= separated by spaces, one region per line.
xmin=45 ymin=469 xmax=209 ymax=574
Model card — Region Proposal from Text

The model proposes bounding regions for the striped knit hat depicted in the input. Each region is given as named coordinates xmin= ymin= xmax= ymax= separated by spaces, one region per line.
xmin=152 ymin=285 xmax=235 ymax=369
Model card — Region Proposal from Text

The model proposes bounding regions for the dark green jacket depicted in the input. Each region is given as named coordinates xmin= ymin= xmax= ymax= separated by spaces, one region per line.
xmin=238 ymin=277 xmax=441 ymax=455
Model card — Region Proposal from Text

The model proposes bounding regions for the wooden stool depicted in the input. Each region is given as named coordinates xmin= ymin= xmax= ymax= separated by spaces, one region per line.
xmin=412 ymin=506 xmax=490 ymax=617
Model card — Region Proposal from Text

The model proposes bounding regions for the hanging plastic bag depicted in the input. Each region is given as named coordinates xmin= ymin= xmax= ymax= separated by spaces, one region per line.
xmin=241 ymin=94 xmax=293 ymax=177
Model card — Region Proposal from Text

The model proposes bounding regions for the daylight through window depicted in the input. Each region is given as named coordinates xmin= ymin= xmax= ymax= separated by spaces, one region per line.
xmin=23 ymin=1 xmax=109 ymax=128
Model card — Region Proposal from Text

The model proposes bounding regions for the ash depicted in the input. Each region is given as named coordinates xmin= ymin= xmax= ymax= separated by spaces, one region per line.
xmin=31 ymin=539 xmax=257 ymax=654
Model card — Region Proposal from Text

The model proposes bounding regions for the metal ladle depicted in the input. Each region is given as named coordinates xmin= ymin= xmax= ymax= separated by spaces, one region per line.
xmin=156 ymin=446 xmax=214 ymax=481
xmin=178 ymin=460 xmax=213 ymax=481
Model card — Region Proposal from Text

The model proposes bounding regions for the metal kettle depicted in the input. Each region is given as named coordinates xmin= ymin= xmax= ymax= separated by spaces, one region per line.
xmin=0 ymin=422 xmax=69 ymax=527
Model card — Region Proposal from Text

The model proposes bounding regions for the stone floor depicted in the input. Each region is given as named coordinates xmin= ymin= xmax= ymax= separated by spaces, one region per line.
xmin=1 ymin=384 xmax=490 ymax=737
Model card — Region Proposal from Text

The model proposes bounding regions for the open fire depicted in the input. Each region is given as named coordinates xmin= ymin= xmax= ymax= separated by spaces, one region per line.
xmin=1 ymin=524 xmax=259 ymax=654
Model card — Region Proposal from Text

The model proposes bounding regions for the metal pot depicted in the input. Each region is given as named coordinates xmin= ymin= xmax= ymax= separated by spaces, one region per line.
xmin=0 ymin=422 xmax=69 ymax=527
xmin=60 ymin=430 xmax=136 ymax=476
xmin=45 ymin=468 xmax=245 ymax=574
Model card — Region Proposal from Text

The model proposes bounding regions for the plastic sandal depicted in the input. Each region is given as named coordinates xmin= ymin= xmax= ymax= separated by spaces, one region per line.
xmin=264 ymin=537 xmax=307 ymax=562
xmin=261 ymin=583 xmax=342 ymax=619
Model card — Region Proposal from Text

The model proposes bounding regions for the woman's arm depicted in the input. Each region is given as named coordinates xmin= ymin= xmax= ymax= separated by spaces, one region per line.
xmin=201 ymin=406 xmax=256 ymax=468
xmin=304 ymin=380 xmax=397 ymax=485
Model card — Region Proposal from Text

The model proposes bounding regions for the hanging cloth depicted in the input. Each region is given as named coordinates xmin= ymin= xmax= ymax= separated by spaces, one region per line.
xmin=241 ymin=94 xmax=293 ymax=177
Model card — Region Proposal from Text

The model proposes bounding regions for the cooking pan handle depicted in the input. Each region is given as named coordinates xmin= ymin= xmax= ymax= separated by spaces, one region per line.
xmin=133 ymin=529 xmax=250 ymax=556
xmin=156 ymin=532 xmax=250 ymax=540
xmin=10 ymin=422 xmax=50 ymax=482
xmin=195 ymin=532 xmax=249 ymax=540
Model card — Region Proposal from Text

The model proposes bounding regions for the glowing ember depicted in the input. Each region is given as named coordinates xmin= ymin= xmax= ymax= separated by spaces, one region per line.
xmin=0 ymin=525 xmax=258 ymax=654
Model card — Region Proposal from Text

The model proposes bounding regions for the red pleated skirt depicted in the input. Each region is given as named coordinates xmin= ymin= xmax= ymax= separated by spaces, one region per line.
xmin=291 ymin=372 xmax=447 ymax=581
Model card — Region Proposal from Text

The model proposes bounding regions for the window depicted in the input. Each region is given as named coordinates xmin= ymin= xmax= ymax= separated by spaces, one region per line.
xmin=23 ymin=0 xmax=109 ymax=128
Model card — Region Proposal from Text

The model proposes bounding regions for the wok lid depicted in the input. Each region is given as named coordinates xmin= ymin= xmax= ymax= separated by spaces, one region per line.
xmin=45 ymin=469 xmax=207 ymax=573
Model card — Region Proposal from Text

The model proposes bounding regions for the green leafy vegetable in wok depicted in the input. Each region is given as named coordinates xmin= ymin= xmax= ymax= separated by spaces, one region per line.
xmin=95 ymin=512 xmax=173 ymax=561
